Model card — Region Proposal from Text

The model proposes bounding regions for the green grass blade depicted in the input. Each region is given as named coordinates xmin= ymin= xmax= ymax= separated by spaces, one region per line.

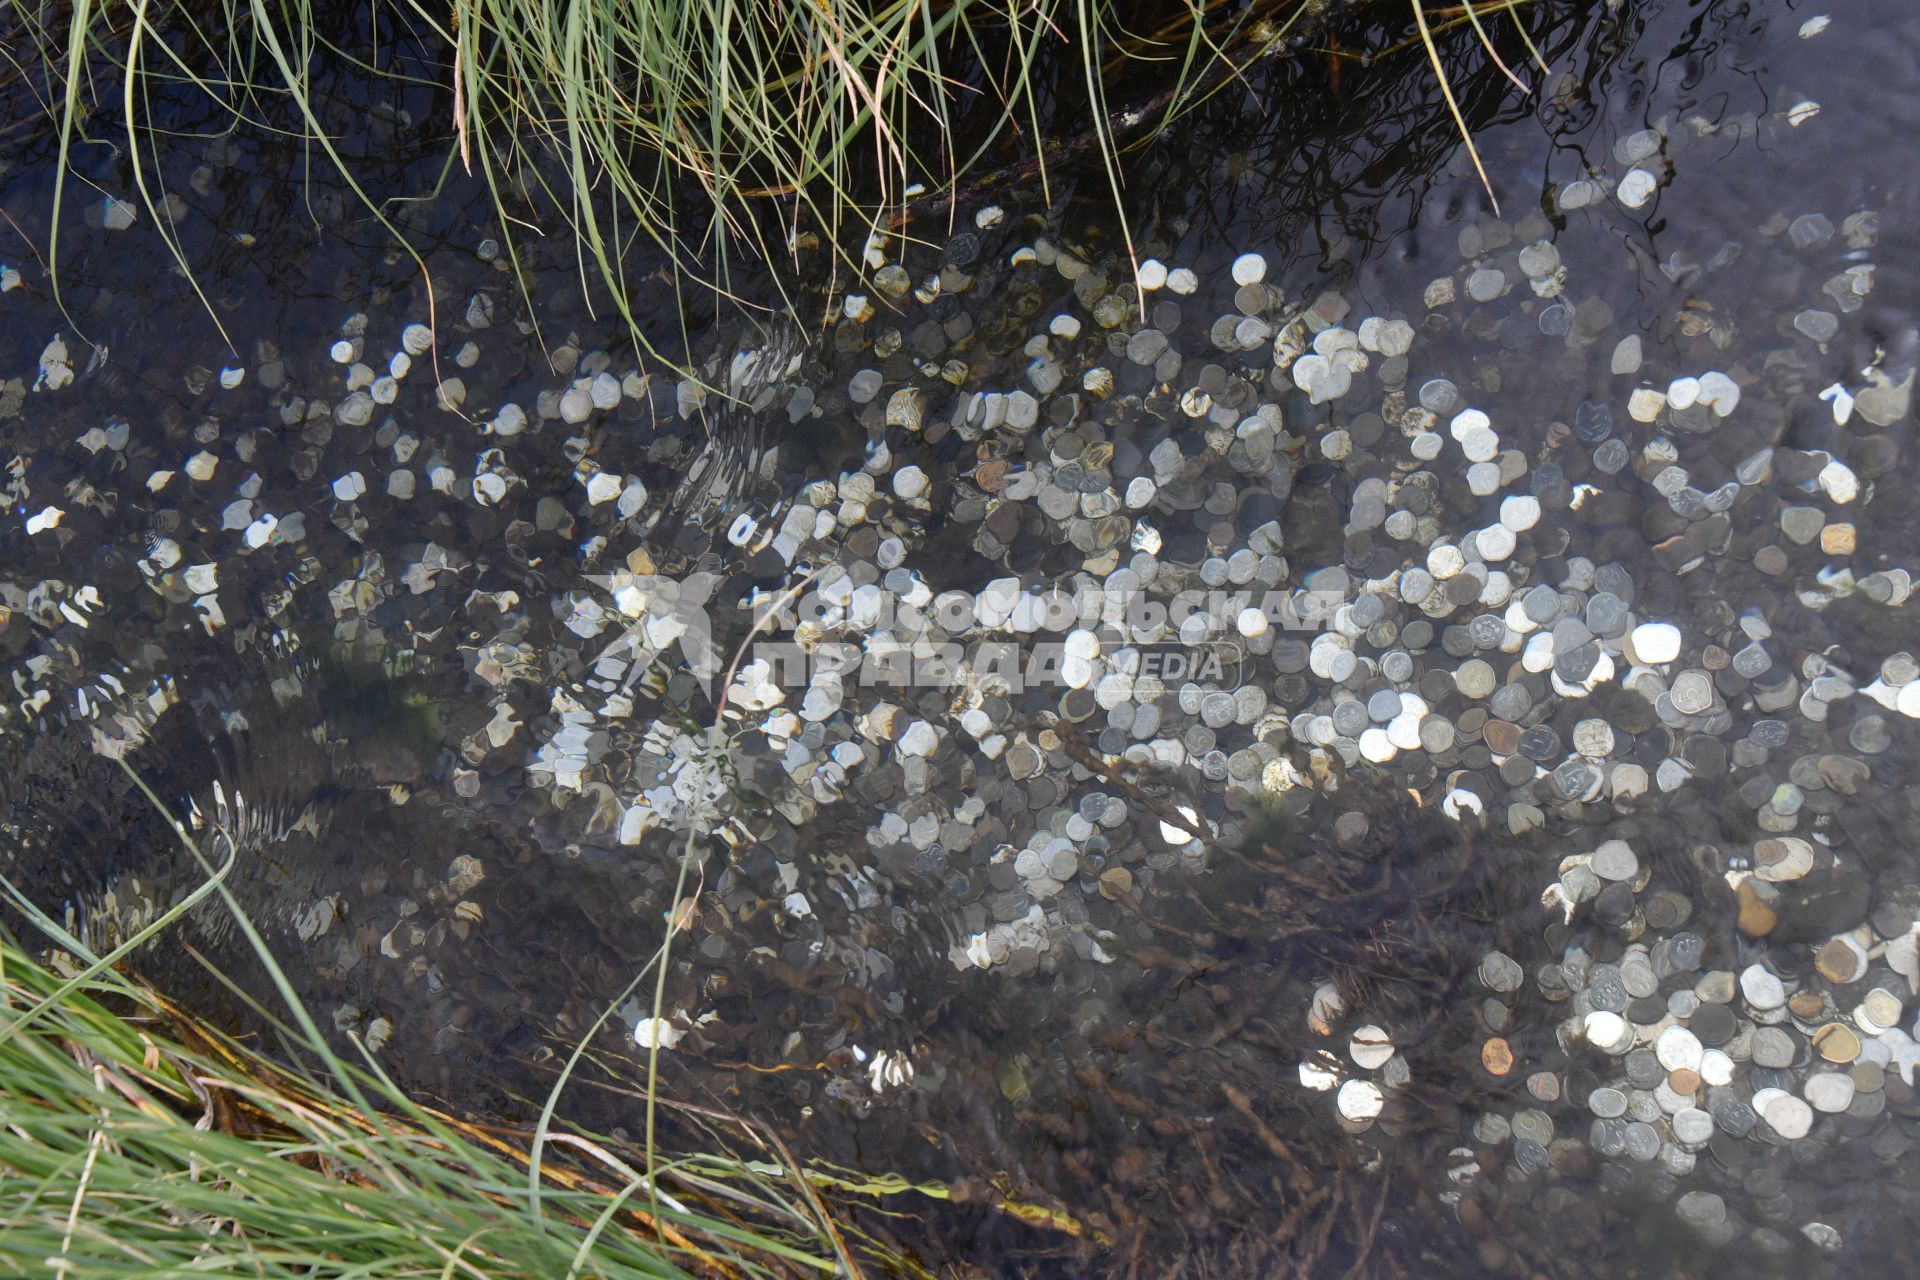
xmin=1461 ymin=0 xmax=1530 ymax=92
xmin=1504 ymin=0 xmax=1554 ymax=76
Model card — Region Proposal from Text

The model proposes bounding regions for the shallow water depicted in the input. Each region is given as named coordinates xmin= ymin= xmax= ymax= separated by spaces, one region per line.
xmin=5 ymin=1 xmax=1920 ymax=1275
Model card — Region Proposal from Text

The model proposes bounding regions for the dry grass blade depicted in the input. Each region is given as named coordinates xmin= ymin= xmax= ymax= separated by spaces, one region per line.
xmin=1502 ymin=0 xmax=1554 ymax=75
xmin=1459 ymin=0 xmax=1530 ymax=91
xmin=1411 ymin=0 xmax=1500 ymax=216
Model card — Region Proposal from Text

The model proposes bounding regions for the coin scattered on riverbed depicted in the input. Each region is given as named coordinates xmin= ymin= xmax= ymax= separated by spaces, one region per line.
xmin=9 ymin=32 xmax=1920 ymax=1268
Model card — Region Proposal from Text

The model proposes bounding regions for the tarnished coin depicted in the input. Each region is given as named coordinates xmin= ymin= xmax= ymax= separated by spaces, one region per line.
xmin=1479 ymin=951 xmax=1525 ymax=993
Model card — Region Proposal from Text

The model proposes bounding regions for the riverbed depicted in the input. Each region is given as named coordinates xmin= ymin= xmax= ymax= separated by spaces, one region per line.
xmin=5 ymin=2 xmax=1919 ymax=1274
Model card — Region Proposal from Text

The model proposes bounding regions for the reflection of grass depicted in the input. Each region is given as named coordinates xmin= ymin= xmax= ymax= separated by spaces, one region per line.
xmin=1410 ymin=0 xmax=1550 ymax=217
xmin=0 ymin=768 xmax=879 ymax=1280
xmin=8 ymin=1 xmax=1548 ymax=360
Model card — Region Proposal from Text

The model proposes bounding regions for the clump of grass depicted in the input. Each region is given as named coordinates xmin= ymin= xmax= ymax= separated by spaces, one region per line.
xmin=0 ymin=770 xmax=882 ymax=1280
xmin=4 ymin=1 xmax=1550 ymax=361
xmin=0 ymin=955 xmax=841 ymax=1276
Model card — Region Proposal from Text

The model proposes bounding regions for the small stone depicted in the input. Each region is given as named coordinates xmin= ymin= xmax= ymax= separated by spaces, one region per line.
xmin=1737 ymin=882 xmax=1777 ymax=937
xmin=1852 ymin=717 xmax=1893 ymax=753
